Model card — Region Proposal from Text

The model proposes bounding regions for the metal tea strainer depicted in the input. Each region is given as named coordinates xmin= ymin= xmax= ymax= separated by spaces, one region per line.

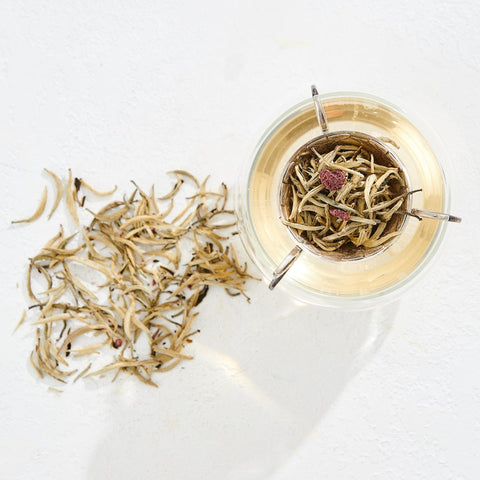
xmin=269 ymin=86 xmax=461 ymax=290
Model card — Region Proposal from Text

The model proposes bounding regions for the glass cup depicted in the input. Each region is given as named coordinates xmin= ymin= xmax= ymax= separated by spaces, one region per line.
xmin=235 ymin=91 xmax=455 ymax=308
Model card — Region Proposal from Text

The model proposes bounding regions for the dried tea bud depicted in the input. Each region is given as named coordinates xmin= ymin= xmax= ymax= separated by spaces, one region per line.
xmin=329 ymin=208 xmax=350 ymax=222
xmin=320 ymin=169 xmax=346 ymax=191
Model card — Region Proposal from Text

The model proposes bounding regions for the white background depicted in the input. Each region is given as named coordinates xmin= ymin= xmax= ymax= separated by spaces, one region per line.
xmin=1 ymin=1 xmax=479 ymax=479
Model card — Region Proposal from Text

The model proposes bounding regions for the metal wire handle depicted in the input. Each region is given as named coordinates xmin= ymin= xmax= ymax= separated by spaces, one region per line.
xmin=269 ymin=246 xmax=302 ymax=290
xmin=411 ymin=208 xmax=462 ymax=223
xmin=311 ymin=85 xmax=329 ymax=132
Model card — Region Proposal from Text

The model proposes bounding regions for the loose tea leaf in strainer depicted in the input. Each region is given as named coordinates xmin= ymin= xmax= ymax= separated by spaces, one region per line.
xmin=280 ymin=132 xmax=421 ymax=259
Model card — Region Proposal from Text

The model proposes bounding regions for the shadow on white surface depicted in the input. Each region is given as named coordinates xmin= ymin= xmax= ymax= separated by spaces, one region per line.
xmin=86 ymin=291 xmax=399 ymax=480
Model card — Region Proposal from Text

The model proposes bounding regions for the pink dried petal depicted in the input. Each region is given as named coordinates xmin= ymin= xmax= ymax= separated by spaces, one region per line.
xmin=329 ymin=208 xmax=350 ymax=222
xmin=320 ymin=169 xmax=346 ymax=191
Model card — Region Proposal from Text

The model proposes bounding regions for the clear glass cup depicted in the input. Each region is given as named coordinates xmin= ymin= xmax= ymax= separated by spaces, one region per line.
xmin=235 ymin=91 xmax=450 ymax=308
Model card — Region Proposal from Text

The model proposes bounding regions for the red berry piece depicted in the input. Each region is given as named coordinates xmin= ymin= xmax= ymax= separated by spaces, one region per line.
xmin=113 ymin=338 xmax=123 ymax=348
xmin=329 ymin=208 xmax=350 ymax=222
xmin=320 ymin=169 xmax=346 ymax=191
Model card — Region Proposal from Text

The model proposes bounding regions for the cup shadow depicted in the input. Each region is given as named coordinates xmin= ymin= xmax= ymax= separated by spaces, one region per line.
xmin=87 ymin=292 xmax=399 ymax=480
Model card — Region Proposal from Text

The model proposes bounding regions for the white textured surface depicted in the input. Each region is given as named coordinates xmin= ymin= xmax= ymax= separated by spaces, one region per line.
xmin=1 ymin=1 xmax=479 ymax=479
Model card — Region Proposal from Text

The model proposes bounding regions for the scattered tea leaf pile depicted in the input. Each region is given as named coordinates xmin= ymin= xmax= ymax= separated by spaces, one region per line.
xmin=15 ymin=170 xmax=256 ymax=387
xmin=281 ymin=144 xmax=421 ymax=253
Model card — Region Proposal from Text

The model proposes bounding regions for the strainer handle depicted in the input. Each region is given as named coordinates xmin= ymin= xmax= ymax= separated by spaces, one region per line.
xmin=311 ymin=85 xmax=329 ymax=132
xmin=269 ymin=245 xmax=303 ymax=290
xmin=411 ymin=208 xmax=462 ymax=223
